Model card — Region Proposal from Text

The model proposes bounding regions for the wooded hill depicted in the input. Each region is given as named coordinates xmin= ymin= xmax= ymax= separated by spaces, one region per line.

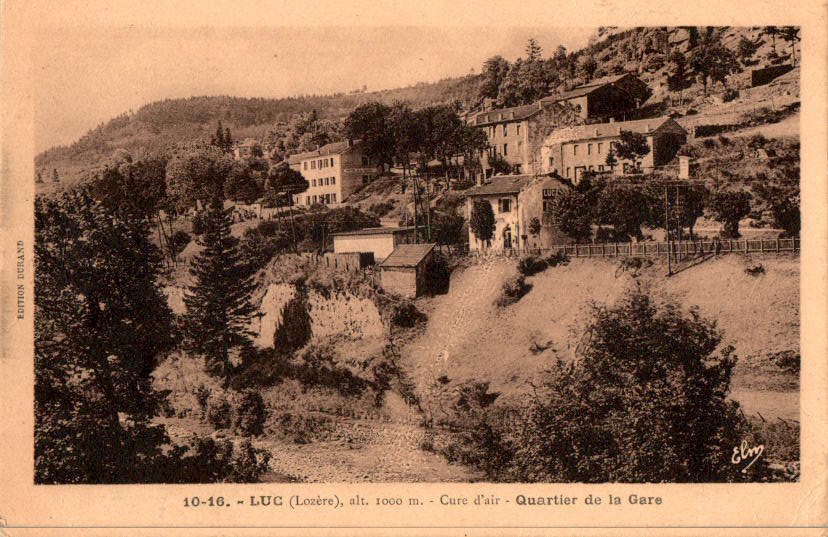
xmin=36 ymin=26 xmax=798 ymax=187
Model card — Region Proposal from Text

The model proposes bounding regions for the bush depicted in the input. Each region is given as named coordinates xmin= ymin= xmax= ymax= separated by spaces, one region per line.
xmin=206 ymin=396 xmax=232 ymax=429
xmin=273 ymin=290 xmax=312 ymax=352
xmin=544 ymin=250 xmax=569 ymax=267
xmin=518 ymin=255 xmax=547 ymax=276
xmin=508 ymin=291 xmax=754 ymax=482
xmin=171 ymin=436 xmax=271 ymax=483
xmin=194 ymin=384 xmax=211 ymax=418
xmin=425 ymin=252 xmax=451 ymax=295
xmin=191 ymin=211 xmax=208 ymax=235
xmin=391 ymin=300 xmax=427 ymax=328
xmin=744 ymin=263 xmax=765 ymax=276
xmin=495 ymin=275 xmax=531 ymax=308
xmin=235 ymin=389 xmax=267 ymax=436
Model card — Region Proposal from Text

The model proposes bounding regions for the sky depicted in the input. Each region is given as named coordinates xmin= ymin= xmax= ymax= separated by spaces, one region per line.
xmin=32 ymin=26 xmax=593 ymax=153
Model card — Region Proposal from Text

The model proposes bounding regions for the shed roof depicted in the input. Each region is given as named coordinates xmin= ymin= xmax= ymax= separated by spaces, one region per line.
xmin=381 ymin=243 xmax=436 ymax=268
xmin=333 ymin=226 xmax=415 ymax=238
xmin=463 ymin=174 xmax=534 ymax=197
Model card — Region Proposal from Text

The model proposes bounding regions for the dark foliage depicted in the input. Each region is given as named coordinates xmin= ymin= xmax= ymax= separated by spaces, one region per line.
xmin=424 ymin=252 xmax=451 ymax=295
xmin=495 ymin=275 xmax=531 ymax=308
xmin=470 ymin=199 xmax=496 ymax=247
xmin=235 ymin=389 xmax=267 ymax=437
xmin=709 ymin=190 xmax=752 ymax=238
xmin=273 ymin=288 xmax=313 ymax=352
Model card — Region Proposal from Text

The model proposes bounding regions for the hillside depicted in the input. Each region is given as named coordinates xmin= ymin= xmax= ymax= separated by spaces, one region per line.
xmin=36 ymin=26 xmax=800 ymax=189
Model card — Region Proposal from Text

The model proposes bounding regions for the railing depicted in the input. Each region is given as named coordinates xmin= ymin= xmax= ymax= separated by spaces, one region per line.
xmin=470 ymin=238 xmax=800 ymax=260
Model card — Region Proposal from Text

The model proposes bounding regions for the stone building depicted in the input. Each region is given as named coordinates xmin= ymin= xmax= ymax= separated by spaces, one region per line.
xmin=464 ymin=173 xmax=570 ymax=252
xmin=288 ymin=139 xmax=381 ymax=207
xmin=539 ymin=116 xmax=687 ymax=184
xmin=332 ymin=226 xmax=416 ymax=264
xmin=465 ymin=100 xmax=582 ymax=178
xmin=380 ymin=243 xmax=436 ymax=298
xmin=543 ymin=73 xmax=650 ymax=121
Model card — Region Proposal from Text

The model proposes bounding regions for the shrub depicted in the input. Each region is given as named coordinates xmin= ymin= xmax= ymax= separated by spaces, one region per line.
xmin=518 ymin=255 xmax=547 ymax=276
xmin=495 ymin=275 xmax=531 ymax=308
xmin=391 ymin=300 xmax=427 ymax=328
xmin=718 ymin=135 xmax=731 ymax=146
xmin=509 ymin=291 xmax=753 ymax=482
xmin=544 ymin=250 xmax=569 ymax=267
xmin=425 ymin=252 xmax=451 ymax=295
xmin=206 ymin=396 xmax=232 ymax=429
xmin=235 ymin=389 xmax=267 ymax=437
xmin=744 ymin=263 xmax=765 ymax=276
xmin=702 ymin=138 xmax=718 ymax=149
xmin=770 ymin=351 xmax=800 ymax=373
xmin=195 ymin=384 xmax=211 ymax=418
xmin=191 ymin=211 xmax=208 ymax=235
xmin=171 ymin=436 xmax=271 ymax=483
xmin=273 ymin=290 xmax=312 ymax=352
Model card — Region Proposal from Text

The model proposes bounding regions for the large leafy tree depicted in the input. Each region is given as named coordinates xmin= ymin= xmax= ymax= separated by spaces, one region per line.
xmin=478 ymin=55 xmax=511 ymax=102
xmin=34 ymin=189 xmax=174 ymax=483
xmin=689 ymin=31 xmax=741 ymax=95
xmin=469 ymin=199 xmax=496 ymax=248
xmin=597 ymin=183 xmax=651 ymax=241
xmin=345 ymin=101 xmax=395 ymax=171
xmin=224 ymin=162 xmax=263 ymax=204
xmin=166 ymin=145 xmax=234 ymax=213
xmin=709 ymin=190 xmax=752 ymax=238
xmin=183 ymin=198 xmax=257 ymax=381
xmin=510 ymin=291 xmax=751 ymax=482
xmin=613 ymin=130 xmax=651 ymax=172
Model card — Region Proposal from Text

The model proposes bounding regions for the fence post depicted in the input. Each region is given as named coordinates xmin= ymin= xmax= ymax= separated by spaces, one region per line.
xmin=614 ymin=242 xmax=618 ymax=257
xmin=744 ymin=239 xmax=748 ymax=255
xmin=602 ymin=243 xmax=605 ymax=257
xmin=729 ymin=239 xmax=733 ymax=253
xmin=760 ymin=239 xmax=764 ymax=254
xmin=776 ymin=238 xmax=780 ymax=253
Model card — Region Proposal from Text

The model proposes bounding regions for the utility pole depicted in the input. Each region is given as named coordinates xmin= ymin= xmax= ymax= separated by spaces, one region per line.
xmin=665 ymin=184 xmax=671 ymax=276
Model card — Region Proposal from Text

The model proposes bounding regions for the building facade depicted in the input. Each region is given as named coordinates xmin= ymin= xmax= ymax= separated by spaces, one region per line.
xmin=380 ymin=243 xmax=436 ymax=298
xmin=287 ymin=140 xmax=381 ymax=207
xmin=539 ymin=116 xmax=687 ymax=183
xmin=464 ymin=174 xmax=570 ymax=251
xmin=545 ymin=73 xmax=650 ymax=121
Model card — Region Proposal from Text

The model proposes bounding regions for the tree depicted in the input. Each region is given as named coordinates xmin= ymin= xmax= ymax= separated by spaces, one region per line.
xmin=543 ymin=188 xmax=593 ymax=242
xmin=689 ymin=32 xmax=740 ymax=95
xmin=709 ymin=190 xmax=752 ymax=238
xmin=737 ymin=35 xmax=762 ymax=65
xmin=613 ymin=131 xmax=650 ymax=172
xmin=35 ymin=170 xmax=43 ymax=183
xmin=211 ymin=120 xmax=225 ymax=148
xmin=761 ymin=26 xmax=781 ymax=56
xmin=525 ymin=38 xmax=542 ymax=62
xmin=183 ymin=198 xmax=257 ymax=381
xmin=52 ymin=168 xmax=59 ymax=183
xmin=388 ymin=101 xmax=425 ymax=238
xmin=528 ymin=217 xmax=541 ymax=236
xmin=345 ymin=101 xmax=395 ymax=171
xmin=166 ymin=146 xmax=234 ymax=213
xmin=510 ymin=290 xmax=751 ymax=482
xmin=456 ymin=123 xmax=489 ymax=185
xmin=479 ymin=56 xmax=511 ymax=102
xmin=780 ymin=27 xmax=801 ymax=66
xmin=223 ymin=163 xmax=263 ymax=204
xmin=597 ymin=184 xmax=651 ymax=241
xmin=469 ymin=199 xmax=495 ymax=248
xmin=753 ymin=179 xmax=800 ymax=237
xmin=605 ymin=145 xmax=619 ymax=172
xmin=34 ymin=189 xmax=174 ymax=483
xmin=578 ymin=55 xmax=599 ymax=82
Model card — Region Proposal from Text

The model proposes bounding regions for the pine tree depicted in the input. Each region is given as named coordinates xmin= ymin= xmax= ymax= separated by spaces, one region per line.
xmin=213 ymin=120 xmax=225 ymax=148
xmin=183 ymin=197 xmax=256 ymax=381
xmin=52 ymin=168 xmax=60 ymax=183
xmin=224 ymin=128 xmax=233 ymax=152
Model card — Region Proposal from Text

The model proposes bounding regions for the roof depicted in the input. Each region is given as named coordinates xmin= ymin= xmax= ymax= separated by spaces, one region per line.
xmin=467 ymin=102 xmax=552 ymax=126
xmin=542 ymin=116 xmax=686 ymax=146
xmin=381 ymin=243 xmax=436 ymax=268
xmin=333 ymin=226 xmax=415 ymax=238
xmin=463 ymin=174 xmax=535 ymax=197
xmin=287 ymin=140 xmax=359 ymax=164
xmin=545 ymin=73 xmax=644 ymax=102
xmin=577 ymin=73 xmax=632 ymax=89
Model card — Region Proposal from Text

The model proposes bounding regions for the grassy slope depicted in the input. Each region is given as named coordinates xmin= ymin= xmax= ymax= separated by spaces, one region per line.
xmin=401 ymin=255 xmax=799 ymax=419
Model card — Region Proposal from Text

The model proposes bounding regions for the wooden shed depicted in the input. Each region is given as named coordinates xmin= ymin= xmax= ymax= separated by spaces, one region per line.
xmin=379 ymin=243 xmax=436 ymax=299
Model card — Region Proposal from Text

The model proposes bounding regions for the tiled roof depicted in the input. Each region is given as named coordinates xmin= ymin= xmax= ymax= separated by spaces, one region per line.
xmin=463 ymin=174 xmax=535 ymax=197
xmin=333 ymin=226 xmax=415 ymax=237
xmin=577 ymin=73 xmax=631 ymax=89
xmin=467 ymin=102 xmax=550 ymax=126
xmin=542 ymin=117 xmax=685 ymax=145
xmin=381 ymin=243 xmax=436 ymax=268
xmin=287 ymin=140 xmax=358 ymax=164
xmin=545 ymin=73 xmax=643 ymax=102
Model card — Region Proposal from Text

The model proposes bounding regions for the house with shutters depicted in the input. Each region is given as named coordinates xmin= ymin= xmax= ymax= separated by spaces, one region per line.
xmin=287 ymin=139 xmax=381 ymax=207
xmin=463 ymin=173 xmax=570 ymax=252
xmin=539 ymin=116 xmax=687 ymax=184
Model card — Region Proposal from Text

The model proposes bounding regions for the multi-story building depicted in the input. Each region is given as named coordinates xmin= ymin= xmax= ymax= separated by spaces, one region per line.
xmin=539 ymin=116 xmax=687 ymax=184
xmin=463 ymin=174 xmax=570 ymax=251
xmin=287 ymin=139 xmax=380 ymax=206
xmin=465 ymin=100 xmax=581 ymax=179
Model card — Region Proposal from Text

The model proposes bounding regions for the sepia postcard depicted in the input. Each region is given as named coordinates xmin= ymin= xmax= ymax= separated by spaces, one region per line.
xmin=1 ymin=0 xmax=826 ymax=535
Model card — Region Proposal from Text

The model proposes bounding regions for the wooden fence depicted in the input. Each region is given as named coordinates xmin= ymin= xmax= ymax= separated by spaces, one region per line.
xmin=471 ymin=238 xmax=799 ymax=260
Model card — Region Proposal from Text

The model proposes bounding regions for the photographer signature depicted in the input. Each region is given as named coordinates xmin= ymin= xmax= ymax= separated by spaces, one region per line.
xmin=732 ymin=440 xmax=764 ymax=473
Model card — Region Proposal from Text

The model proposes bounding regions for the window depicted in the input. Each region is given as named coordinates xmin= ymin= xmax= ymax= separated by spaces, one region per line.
xmin=588 ymin=165 xmax=594 ymax=171
xmin=598 ymin=142 xmax=603 ymax=154
xmin=516 ymin=124 xmax=521 ymax=136
xmin=312 ymin=178 xmax=316 ymax=187
xmin=332 ymin=177 xmax=336 ymax=185
xmin=304 ymin=162 xmax=308 ymax=170
xmin=549 ymin=156 xmax=554 ymax=167
xmin=330 ymin=157 xmax=334 ymax=167
xmin=498 ymin=198 xmax=511 ymax=213
xmin=566 ymin=167 xmax=571 ymax=177
xmin=573 ymin=145 xmax=578 ymax=155
xmin=312 ymin=195 xmax=318 ymax=204
xmin=503 ymin=124 xmax=508 ymax=137
xmin=332 ymin=193 xmax=337 ymax=202
xmin=325 ymin=194 xmax=331 ymax=204
xmin=588 ymin=143 xmax=592 ymax=155
xmin=306 ymin=196 xmax=310 ymax=205
xmin=324 ymin=177 xmax=329 ymax=186
xmin=503 ymin=143 xmax=508 ymax=156
xmin=311 ymin=160 xmax=316 ymax=170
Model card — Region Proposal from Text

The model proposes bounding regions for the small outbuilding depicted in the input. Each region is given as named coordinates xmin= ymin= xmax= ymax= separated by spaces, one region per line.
xmin=380 ymin=243 xmax=436 ymax=299
xmin=333 ymin=226 xmax=416 ymax=263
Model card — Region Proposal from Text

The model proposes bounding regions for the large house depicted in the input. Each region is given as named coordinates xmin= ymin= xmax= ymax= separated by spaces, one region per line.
xmin=539 ymin=116 xmax=687 ymax=183
xmin=544 ymin=73 xmax=651 ymax=121
xmin=465 ymin=100 xmax=581 ymax=179
xmin=287 ymin=139 xmax=381 ymax=206
xmin=464 ymin=174 xmax=570 ymax=251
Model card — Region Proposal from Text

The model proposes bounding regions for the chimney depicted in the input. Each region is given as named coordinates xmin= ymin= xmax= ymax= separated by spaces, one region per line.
xmin=679 ymin=156 xmax=691 ymax=179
